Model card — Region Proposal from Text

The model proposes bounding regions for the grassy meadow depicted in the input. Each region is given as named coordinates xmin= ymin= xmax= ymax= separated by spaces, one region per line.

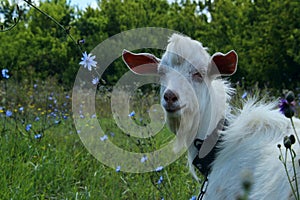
xmin=0 ymin=78 xmax=199 ymax=200
xmin=1 ymin=77 xmax=299 ymax=200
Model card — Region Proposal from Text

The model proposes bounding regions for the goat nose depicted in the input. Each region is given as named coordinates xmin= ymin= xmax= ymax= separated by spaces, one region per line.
xmin=164 ymin=89 xmax=178 ymax=103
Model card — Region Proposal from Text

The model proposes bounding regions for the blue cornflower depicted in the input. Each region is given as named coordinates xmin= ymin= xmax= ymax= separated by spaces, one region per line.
xmin=155 ymin=166 xmax=163 ymax=172
xmin=116 ymin=166 xmax=121 ymax=172
xmin=6 ymin=110 xmax=12 ymax=117
xmin=35 ymin=117 xmax=40 ymax=121
xmin=242 ymin=91 xmax=248 ymax=99
xmin=100 ymin=135 xmax=108 ymax=141
xmin=2 ymin=69 xmax=9 ymax=79
xmin=34 ymin=134 xmax=42 ymax=139
xmin=190 ymin=196 xmax=197 ymax=200
xmin=79 ymin=51 xmax=97 ymax=71
xmin=157 ymin=175 xmax=163 ymax=184
xmin=19 ymin=107 xmax=24 ymax=112
xmin=50 ymin=112 xmax=57 ymax=118
xmin=92 ymin=77 xmax=99 ymax=85
xmin=128 ymin=111 xmax=135 ymax=117
xmin=141 ymin=155 xmax=148 ymax=163
xmin=78 ymin=39 xmax=85 ymax=45
xmin=25 ymin=124 xmax=32 ymax=132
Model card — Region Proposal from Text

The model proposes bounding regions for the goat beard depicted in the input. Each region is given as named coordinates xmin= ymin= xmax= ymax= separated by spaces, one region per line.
xmin=172 ymin=107 xmax=200 ymax=153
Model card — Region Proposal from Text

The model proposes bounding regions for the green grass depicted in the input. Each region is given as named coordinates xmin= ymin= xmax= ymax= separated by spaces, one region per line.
xmin=0 ymin=79 xmax=199 ymax=200
xmin=1 ymin=78 xmax=299 ymax=199
xmin=0 ymin=117 xmax=199 ymax=199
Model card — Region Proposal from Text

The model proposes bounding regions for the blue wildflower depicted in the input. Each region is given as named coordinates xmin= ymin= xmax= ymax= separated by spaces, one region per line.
xmin=34 ymin=134 xmax=42 ymax=139
xmin=190 ymin=196 xmax=197 ymax=200
xmin=35 ymin=117 xmax=40 ymax=121
xmin=25 ymin=124 xmax=32 ymax=132
xmin=79 ymin=51 xmax=98 ymax=71
xmin=155 ymin=166 xmax=163 ymax=172
xmin=92 ymin=77 xmax=99 ymax=85
xmin=128 ymin=111 xmax=135 ymax=117
xmin=242 ymin=91 xmax=248 ymax=99
xmin=141 ymin=155 xmax=148 ymax=163
xmin=78 ymin=39 xmax=85 ymax=45
xmin=100 ymin=135 xmax=108 ymax=141
xmin=157 ymin=175 xmax=163 ymax=184
xmin=2 ymin=69 xmax=9 ymax=79
xmin=6 ymin=110 xmax=12 ymax=117
xmin=116 ymin=166 xmax=121 ymax=172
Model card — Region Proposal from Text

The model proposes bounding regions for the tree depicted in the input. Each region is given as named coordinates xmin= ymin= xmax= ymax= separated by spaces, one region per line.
xmin=201 ymin=0 xmax=300 ymax=89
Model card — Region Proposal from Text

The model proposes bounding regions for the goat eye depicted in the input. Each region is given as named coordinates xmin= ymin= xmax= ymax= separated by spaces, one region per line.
xmin=192 ymin=72 xmax=203 ymax=80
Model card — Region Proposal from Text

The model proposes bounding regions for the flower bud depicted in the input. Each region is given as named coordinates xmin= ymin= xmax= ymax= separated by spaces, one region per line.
xmin=289 ymin=135 xmax=296 ymax=145
xmin=284 ymin=136 xmax=292 ymax=149
xmin=285 ymin=91 xmax=295 ymax=103
xmin=77 ymin=39 xmax=85 ymax=45
xmin=284 ymin=106 xmax=295 ymax=118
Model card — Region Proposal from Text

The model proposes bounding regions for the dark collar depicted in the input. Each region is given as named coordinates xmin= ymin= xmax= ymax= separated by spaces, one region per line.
xmin=192 ymin=119 xmax=227 ymax=176
xmin=192 ymin=137 xmax=222 ymax=176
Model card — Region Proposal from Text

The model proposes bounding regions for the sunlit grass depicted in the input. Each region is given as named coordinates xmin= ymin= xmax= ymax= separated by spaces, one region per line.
xmin=0 ymin=78 xmax=199 ymax=199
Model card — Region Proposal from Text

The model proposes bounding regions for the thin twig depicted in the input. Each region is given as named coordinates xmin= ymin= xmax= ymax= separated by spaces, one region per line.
xmin=22 ymin=0 xmax=83 ymax=54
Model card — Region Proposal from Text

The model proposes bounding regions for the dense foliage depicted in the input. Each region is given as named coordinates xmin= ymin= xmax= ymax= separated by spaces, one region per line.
xmin=1 ymin=0 xmax=299 ymax=88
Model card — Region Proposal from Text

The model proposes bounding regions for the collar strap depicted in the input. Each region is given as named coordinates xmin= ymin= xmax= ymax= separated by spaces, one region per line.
xmin=192 ymin=137 xmax=221 ymax=176
xmin=192 ymin=119 xmax=226 ymax=175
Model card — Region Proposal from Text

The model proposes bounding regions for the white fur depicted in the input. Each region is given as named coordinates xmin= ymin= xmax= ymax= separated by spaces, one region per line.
xmin=207 ymin=100 xmax=300 ymax=199
xmin=159 ymin=34 xmax=300 ymax=199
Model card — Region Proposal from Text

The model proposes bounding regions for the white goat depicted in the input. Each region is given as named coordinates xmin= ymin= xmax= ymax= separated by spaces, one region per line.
xmin=122 ymin=33 xmax=300 ymax=199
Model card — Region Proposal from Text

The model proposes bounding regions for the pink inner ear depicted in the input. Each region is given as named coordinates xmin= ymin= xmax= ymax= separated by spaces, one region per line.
xmin=212 ymin=51 xmax=238 ymax=76
xmin=122 ymin=50 xmax=159 ymax=75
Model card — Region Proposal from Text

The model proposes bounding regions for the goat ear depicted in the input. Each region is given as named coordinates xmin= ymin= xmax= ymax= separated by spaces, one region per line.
xmin=122 ymin=49 xmax=159 ymax=75
xmin=209 ymin=50 xmax=238 ymax=77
